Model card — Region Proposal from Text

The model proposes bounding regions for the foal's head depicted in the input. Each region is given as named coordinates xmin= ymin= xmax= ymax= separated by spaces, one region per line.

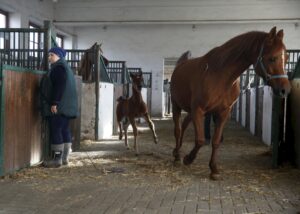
xmin=130 ymin=72 xmax=144 ymax=91
xmin=253 ymin=27 xmax=291 ymax=97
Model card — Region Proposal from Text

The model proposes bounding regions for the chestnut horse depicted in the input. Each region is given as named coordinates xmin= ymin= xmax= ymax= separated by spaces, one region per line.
xmin=116 ymin=71 xmax=158 ymax=154
xmin=171 ymin=27 xmax=291 ymax=180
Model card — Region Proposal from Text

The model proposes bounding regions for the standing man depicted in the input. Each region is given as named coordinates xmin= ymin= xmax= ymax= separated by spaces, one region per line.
xmin=40 ymin=47 xmax=78 ymax=168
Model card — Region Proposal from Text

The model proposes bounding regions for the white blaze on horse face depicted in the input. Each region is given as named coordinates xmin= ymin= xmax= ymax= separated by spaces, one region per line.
xmin=281 ymin=49 xmax=286 ymax=71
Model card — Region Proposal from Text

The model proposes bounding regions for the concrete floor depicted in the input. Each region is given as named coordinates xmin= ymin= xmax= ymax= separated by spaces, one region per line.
xmin=0 ymin=117 xmax=300 ymax=214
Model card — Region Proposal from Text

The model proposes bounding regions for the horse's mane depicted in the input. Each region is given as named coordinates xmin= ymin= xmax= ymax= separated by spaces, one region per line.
xmin=205 ymin=31 xmax=268 ymax=70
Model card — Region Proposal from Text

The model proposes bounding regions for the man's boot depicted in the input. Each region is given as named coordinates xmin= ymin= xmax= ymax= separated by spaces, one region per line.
xmin=42 ymin=144 xmax=63 ymax=168
xmin=62 ymin=142 xmax=72 ymax=165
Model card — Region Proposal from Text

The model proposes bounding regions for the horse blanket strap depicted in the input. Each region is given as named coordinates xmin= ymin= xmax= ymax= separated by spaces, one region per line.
xmin=254 ymin=43 xmax=288 ymax=83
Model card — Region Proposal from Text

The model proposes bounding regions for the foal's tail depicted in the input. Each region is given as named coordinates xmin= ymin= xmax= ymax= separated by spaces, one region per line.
xmin=176 ymin=50 xmax=192 ymax=66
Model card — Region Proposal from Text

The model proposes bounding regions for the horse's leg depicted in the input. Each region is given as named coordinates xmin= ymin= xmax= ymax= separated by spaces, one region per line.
xmin=209 ymin=109 xmax=230 ymax=180
xmin=204 ymin=113 xmax=212 ymax=144
xmin=179 ymin=114 xmax=192 ymax=150
xmin=123 ymin=118 xmax=130 ymax=149
xmin=116 ymin=105 xmax=123 ymax=140
xmin=144 ymin=113 xmax=158 ymax=144
xmin=172 ymin=104 xmax=182 ymax=161
xmin=212 ymin=114 xmax=224 ymax=143
xmin=118 ymin=121 xmax=123 ymax=140
xmin=129 ymin=117 xmax=139 ymax=155
xmin=183 ymin=108 xmax=205 ymax=165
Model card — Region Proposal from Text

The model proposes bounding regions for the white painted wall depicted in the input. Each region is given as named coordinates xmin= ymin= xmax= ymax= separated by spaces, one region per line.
xmin=250 ymin=88 xmax=256 ymax=135
xmin=0 ymin=0 xmax=53 ymax=27
xmin=98 ymin=82 xmax=114 ymax=139
xmin=241 ymin=91 xmax=246 ymax=127
xmin=235 ymin=99 xmax=240 ymax=123
xmin=0 ymin=0 xmax=77 ymax=47
xmin=262 ymin=86 xmax=273 ymax=146
xmin=52 ymin=0 xmax=300 ymax=23
xmin=81 ymin=83 xmax=96 ymax=140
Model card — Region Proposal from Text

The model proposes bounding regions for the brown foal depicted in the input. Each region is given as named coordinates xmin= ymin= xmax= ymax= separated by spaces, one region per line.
xmin=116 ymin=72 xmax=158 ymax=154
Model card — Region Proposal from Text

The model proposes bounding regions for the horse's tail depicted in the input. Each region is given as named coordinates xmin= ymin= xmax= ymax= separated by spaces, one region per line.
xmin=176 ymin=50 xmax=192 ymax=66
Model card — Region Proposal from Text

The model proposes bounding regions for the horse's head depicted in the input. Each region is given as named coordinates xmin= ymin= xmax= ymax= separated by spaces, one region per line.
xmin=130 ymin=71 xmax=144 ymax=90
xmin=254 ymin=27 xmax=291 ymax=97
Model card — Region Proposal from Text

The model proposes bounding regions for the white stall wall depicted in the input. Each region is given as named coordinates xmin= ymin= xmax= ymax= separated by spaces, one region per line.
xmin=262 ymin=86 xmax=273 ymax=146
xmin=235 ymin=98 xmax=240 ymax=123
xmin=81 ymin=83 xmax=96 ymax=140
xmin=98 ymin=83 xmax=114 ymax=139
xmin=250 ymin=88 xmax=256 ymax=135
xmin=241 ymin=92 xmax=246 ymax=127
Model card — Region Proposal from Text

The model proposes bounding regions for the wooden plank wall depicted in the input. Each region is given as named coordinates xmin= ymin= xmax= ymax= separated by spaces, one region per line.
xmin=0 ymin=67 xmax=45 ymax=175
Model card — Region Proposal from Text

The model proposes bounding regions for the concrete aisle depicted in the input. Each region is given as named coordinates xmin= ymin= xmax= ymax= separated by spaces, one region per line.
xmin=0 ymin=117 xmax=299 ymax=214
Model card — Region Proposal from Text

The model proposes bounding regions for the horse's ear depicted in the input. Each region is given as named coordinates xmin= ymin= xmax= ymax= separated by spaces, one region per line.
xmin=129 ymin=72 xmax=134 ymax=78
xmin=266 ymin=26 xmax=277 ymax=45
xmin=277 ymin=29 xmax=284 ymax=40
xmin=269 ymin=26 xmax=277 ymax=37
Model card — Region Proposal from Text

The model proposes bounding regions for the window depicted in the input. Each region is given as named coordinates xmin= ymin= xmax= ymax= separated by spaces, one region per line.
xmin=29 ymin=22 xmax=41 ymax=57
xmin=56 ymin=34 xmax=64 ymax=48
xmin=0 ymin=10 xmax=8 ymax=28
xmin=0 ymin=9 xmax=8 ymax=49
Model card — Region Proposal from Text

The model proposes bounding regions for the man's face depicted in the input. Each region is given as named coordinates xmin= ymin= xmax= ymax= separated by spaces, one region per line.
xmin=48 ymin=52 xmax=60 ymax=64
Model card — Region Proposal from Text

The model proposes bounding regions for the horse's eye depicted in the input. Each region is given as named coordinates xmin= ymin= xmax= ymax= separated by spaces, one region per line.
xmin=268 ymin=57 xmax=277 ymax=63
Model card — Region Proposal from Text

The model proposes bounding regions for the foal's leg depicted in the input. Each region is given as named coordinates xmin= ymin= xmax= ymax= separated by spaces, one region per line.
xmin=172 ymin=104 xmax=182 ymax=161
xmin=144 ymin=113 xmax=158 ymax=144
xmin=183 ymin=108 xmax=205 ymax=165
xmin=209 ymin=109 xmax=230 ymax=180
xmin=129 ymin=117 xmax=139 ymax=154
xmin=123 ymin=118 xmax=130 ymax=149
xmin=116 ymin=105 xmax=123 ymax=140
xmin=118 ymin=121 xmax=123 ymax=140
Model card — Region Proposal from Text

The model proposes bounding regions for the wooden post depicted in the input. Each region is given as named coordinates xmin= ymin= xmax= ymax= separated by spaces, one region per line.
xmin=42 ymin=21 xmax=53 ymax=158
xmin=239 ymin=75 xmax=243 ymax=124
xmin=94 ymin=44 xmax=101 ymax=140
xmin=254 ymin=74 xmax=260 ymax=136
xmin=271 ymin=95 xmax=284 ymax=168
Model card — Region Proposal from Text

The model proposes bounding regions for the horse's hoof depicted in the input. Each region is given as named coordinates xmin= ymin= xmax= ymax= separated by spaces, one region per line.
xmin=183 ymin=155 xmax=193 ymax=165
xmin=173 ymin=160 xmax=181 ymax=167
xmin=172 ymin=149 xmax=179 ymax=157
xmin=210 ymin=173 xmax=222 ymax=181
xmin=174 ymin=155 xmax=181 ymax=162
